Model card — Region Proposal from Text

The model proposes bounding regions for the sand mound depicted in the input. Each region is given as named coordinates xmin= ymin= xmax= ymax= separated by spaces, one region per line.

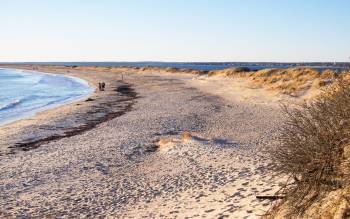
xmin=138 ymin=66 xmax=206 ymax=75
xmin=208 ymin=67 xmax=250 ymax=77
xmin=208 ymin=67 xmax=342 ymax=98
xmin=249 ymin=68 xmax=335 ymax=96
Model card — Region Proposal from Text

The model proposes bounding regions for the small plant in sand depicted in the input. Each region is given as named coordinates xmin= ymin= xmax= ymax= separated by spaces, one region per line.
xmin=156 ymin=138 xmax=175 ymax=152
xmin=158 ymin=138 xmax=172 ymax=146
xmin=182 ymin=131 xmax=193 ymax=141
xmin=268 ymin=78 xmax=350 ymax=217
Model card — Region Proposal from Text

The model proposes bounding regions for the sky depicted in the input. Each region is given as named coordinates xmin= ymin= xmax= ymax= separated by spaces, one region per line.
xmin=1 ymin=0 xmax=350 ymax=62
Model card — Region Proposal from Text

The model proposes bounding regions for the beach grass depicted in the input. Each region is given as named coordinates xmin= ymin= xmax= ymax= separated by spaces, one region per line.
xmin=267 ymin=78 xmax=350 ymax=218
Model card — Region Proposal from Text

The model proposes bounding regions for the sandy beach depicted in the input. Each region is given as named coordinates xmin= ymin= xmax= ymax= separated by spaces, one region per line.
xmin=0 ymin=65 xmax=284 ymax=218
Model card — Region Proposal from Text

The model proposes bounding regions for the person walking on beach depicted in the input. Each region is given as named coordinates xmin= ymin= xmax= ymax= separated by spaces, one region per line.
xmin=98 ymin=82 xmax=106 ymax=91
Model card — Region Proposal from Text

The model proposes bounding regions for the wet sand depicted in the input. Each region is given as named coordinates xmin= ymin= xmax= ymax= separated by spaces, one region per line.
xmin=0 ymin=65 xmax=283 ymax=218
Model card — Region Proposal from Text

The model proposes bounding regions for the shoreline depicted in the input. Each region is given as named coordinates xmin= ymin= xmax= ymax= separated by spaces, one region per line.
xmin=0 ymin=68 xmax=95 ymax=126
xmin=0 ymin=65 xmax=138 ymax=155
xmin=9 ymin=83 xmax=137 ymax=155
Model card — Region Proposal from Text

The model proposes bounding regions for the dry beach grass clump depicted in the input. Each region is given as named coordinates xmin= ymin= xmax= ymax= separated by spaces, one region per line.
xmin=267 ymin=78 xmax=350 ymax=218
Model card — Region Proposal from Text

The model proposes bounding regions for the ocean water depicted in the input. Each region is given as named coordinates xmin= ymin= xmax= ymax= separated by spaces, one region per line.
xmin=0 ymin=69 xmax=94 ymax=125
xmin=3 ymin=62 xmax=349 ymax=71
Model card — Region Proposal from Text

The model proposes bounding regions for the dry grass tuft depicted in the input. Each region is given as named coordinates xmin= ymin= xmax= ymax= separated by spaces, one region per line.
xmin=182 ymin=131 xmax=193 ymax=141
xmin=158 ymin=138 xmax=173 ymax=146
xmin=267 ymin=79 xmax=350 ymax=217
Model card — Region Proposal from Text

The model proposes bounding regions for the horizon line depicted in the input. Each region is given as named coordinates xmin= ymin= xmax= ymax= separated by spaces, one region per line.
xmin=1 ymin=61 xmax=350 ymax=64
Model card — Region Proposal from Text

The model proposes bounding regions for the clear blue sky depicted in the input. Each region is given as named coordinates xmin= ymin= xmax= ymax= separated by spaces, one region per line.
xmin=1 ymin=0 xmax=349 ymax=62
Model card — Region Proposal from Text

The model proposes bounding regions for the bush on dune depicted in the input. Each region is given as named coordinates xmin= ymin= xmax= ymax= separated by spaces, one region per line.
xmin=268 ymin=78 xmax=350 ymax=217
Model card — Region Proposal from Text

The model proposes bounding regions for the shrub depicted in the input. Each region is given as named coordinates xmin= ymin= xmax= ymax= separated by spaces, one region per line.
xmin=268 ymin=78 xmax=350 ymax=216
xmin=235 ymin=67 xmax=251 ymax=72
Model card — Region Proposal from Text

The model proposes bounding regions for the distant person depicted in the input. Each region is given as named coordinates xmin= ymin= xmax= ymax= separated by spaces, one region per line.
xmin=98 ymin=82 xmax=105 ymax=91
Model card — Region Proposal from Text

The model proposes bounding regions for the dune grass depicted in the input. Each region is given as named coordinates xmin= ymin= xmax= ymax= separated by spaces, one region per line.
xmin=208 ymin=67 xmax=340 ymax=97
xmin=267 ymin=78 xmax=350 ymax=218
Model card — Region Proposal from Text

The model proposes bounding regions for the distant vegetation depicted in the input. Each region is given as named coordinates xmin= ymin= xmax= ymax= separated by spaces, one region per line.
xmin=208 ymin=67 xmax=341 ymax=98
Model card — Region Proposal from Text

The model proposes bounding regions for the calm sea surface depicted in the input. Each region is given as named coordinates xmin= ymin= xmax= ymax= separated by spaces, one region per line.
xmin=0 ymin=69 xmax=93 ymax=125
xmin=4 ymin=62 xmax=348 ymax=71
